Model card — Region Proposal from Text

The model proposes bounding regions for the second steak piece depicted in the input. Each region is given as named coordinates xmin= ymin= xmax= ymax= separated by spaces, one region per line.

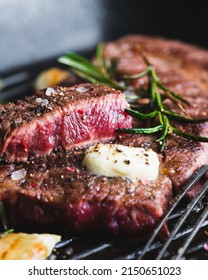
xmin=0 ymin=84 xmax=132 ymax=162
xmin=0 ymin=148 xmax=172 ymax=237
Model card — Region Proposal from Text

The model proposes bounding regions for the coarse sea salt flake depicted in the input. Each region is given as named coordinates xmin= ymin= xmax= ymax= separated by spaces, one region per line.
xmin=45 ymin=87 xmax=56 ymax=96
xmin=76 ymin=87 xmax=87 ymax=93
xmin=36 ymin=98 xmax=42 ymax=103
xmin=41 ymin=99 xmax=49 ymax=106
xmin=11 ymin=169 xmax=27 ymax=181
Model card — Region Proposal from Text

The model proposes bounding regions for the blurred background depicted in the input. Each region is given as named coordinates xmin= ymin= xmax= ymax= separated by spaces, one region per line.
xmin=0 ymin=0 xmax=208 ymax=73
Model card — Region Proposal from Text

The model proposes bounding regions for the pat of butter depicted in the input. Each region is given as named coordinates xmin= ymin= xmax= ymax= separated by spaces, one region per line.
xmin=82 ymin=144 xmax=159 ymax=181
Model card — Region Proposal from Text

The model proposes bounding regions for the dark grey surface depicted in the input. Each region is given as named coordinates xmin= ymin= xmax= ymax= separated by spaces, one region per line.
xmin=0 ymin=0 xmax=104 ymax=71
xmin=0 ymin=0 xmax=208 ymax=72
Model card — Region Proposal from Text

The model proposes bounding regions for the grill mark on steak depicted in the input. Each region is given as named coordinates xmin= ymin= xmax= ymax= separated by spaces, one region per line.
xmin=0 ymin=147 xmax=172 ymax=236
xmin=103 ymin=35 xmax=208 ymax=196
xmin=0 ymin=84 xmax=132 ymax=163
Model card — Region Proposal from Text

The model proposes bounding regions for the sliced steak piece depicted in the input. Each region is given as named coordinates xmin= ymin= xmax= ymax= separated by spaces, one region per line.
xmin=0 ymin=84 xmax=132 ymax=163
xmin=103 ymin=35 xmax=208 ymax=195
xmin=103 ymin=35 xmax=208 ymax=91
xmin=0 ymin=147 xmax=172 ymax=237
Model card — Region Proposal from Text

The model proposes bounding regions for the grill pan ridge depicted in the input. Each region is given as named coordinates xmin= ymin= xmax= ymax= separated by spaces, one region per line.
xmin=0 ymin=62 xmax=208 ymax=260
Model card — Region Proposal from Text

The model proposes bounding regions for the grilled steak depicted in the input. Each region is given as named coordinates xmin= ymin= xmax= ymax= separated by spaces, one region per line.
xmin=103 ymin=35 xmax=208 ymax=195
xmin=0 ymin=146 xmax=172 ymax=236
xmin=0 ymin=84 xmax=132 ymax=163
xmin=0 ymin=35 xmax=207 ymax=236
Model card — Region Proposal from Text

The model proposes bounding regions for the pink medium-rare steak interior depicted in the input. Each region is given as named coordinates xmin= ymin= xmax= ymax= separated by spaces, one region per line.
xmin=0 ymin=84 xmax=132 ymax=162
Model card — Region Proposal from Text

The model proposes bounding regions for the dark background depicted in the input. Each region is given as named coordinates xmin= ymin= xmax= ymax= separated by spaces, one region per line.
xmin=0 ymin=0 xmax=208 ymax=72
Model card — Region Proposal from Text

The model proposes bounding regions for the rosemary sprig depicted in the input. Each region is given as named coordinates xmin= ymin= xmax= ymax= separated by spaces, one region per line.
xmin=58 ymin=44 xmax=123 ymax=90
xmin=119 ymin=64 xmax=208 ymax=149
xmin=58 ymin=43 xmax=208 ymax=150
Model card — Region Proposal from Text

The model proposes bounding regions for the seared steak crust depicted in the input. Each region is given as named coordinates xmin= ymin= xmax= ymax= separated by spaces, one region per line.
xmin=0 ymin=84 xmax=132 ymax=163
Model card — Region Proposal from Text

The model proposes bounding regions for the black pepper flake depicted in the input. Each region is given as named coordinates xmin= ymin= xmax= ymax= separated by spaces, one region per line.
xmin=124 ymin=160 xmax=130 ymax=165
xmin=116 ymin=148 xmax=123 ymax=153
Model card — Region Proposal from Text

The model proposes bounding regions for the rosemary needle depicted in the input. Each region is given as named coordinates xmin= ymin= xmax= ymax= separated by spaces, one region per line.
xmin=125 ymin=108 xmax=158 ymax=119
xmin=118 ymin=125 xmax=163 ymax=134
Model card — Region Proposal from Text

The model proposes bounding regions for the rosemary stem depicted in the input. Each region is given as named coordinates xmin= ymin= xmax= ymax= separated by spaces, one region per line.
xmin=123 ymin=65 xmax=153 ymax=80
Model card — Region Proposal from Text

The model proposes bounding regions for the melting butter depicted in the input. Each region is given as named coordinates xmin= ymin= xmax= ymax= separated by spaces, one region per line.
xmin=82 ymin=144 xmax=159 ymax=181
